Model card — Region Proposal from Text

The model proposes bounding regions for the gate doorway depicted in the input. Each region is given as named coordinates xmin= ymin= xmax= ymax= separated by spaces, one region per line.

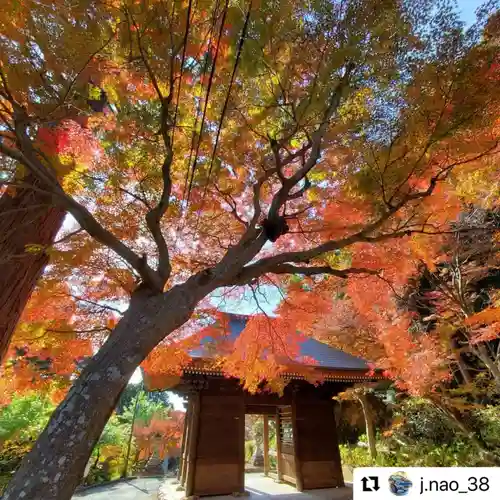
xmin=244 ymin=414 xmax=277 ymax=477
xmin=244 ymin=405 xmax=298 ymax=489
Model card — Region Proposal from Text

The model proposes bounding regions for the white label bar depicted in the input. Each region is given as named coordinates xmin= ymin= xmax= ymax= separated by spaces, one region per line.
xmin=353 ymin=467 xmax=500 ymax=499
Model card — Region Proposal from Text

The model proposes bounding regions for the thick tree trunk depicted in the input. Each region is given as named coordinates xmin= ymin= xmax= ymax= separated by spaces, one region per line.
xmin=3 ymin=279 xmax=211 ymax=500
xmin=0 ymin=174 xmax=65 ymax=362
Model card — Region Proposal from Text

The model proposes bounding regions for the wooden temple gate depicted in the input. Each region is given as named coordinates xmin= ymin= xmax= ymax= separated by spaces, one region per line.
xmin=176 ymin=376 xmax=347 ymax=497
xmin=143 ymin=314 xmax=380 ymax=497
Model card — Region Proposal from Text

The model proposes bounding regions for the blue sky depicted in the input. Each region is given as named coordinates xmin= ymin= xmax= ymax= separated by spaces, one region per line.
xmin=457 ymin=0 xmax=487 ymax=26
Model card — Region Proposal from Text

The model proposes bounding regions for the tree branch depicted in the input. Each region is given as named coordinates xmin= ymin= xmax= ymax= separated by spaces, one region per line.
xmin=129 ymin=10 xmax=163 ymax=101
xmin=267 ymin=63 xmax=355 ymax=221
xmin=213 ymin=184 xmax=248 ymax=227
xmin=145 ymin=151 xmax=173 ymax=282
xmin=230 ymin=263 xmax=378 ymax=286
xmin=50 ymin=31 xmax=117 ymax=118
xmin=287 ymin=177 xmax=311 ymax=200
xmin=69 ymin=294 xmax=125 ymax=315
xmin=229 ymin=162 xmax=499 ymax=286
xmin=0 ymin=141 xmax=164 ymax=291
xmin=127 ymin=9 xmax=177 ymax=284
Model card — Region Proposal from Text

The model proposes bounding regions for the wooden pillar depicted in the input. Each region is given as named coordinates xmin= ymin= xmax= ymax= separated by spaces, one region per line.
xmin=263 ymin=415 xmax=269 ymax=477
xmin=185 ymin=391 xmax=201 ymax=497
xmin=294 ymin=397 xmax=344 ymax=490
xmin=275 ymin=408 xmax=283 ymax=482
xmin=180 ymin=398 xmax=193 ymax=486
xmin=331 ymin=401 xmax=345 ymax=488
xmin=238 ymin=402 xmax=245 ymax=493
xmin=179 ymin=398 xmax=192 ymax=485
xmin=181 ymin=401 xmax=192 ymax=487
xmin=292 ymin=393 xmax=304 ymax=491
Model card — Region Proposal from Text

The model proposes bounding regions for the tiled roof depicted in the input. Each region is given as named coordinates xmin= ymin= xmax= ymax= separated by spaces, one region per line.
xmin=190 ymin=314 xmax=369 ymax=372
xmin=298 ymin=337 xmax=368 ymax=370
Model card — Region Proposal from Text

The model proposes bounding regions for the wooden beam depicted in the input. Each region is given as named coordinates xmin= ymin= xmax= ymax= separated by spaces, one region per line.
xmin=178 ymin=399 xmax=190 ymax=482
xmin=263 ymin=415 xmax=269 ymax=476
xmin=245 ymin=404 xmax=277 ymax=415
xmin=291 ymin=393 xmax=304 ymax=491
xmin=185 ymin=391 xmax=201 ymax=497
xmin=275 ymin=408 xmax=283 ymax=482
xmin=245 ymin=393 xmax=292 ymax=406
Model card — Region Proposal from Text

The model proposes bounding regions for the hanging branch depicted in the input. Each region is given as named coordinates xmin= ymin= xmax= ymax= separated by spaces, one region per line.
xmin=202 ymin=0 xmax=253 ymax=195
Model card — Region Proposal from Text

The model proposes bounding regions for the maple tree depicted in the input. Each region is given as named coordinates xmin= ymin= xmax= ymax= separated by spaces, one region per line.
xmin=0 ymin=0 xmax=499 ymax=498
xmin=289 ymin=11 xmax=500 ymax=398
xmin=0 ymin=279 xmax=92 ymax=406
xmin=400 ymin=208 xmax=500 ymax=401
xmin=316 ymin=206 xmax=500 ymax=463
xmin=133 ymin=409 xmax=184 ymax=463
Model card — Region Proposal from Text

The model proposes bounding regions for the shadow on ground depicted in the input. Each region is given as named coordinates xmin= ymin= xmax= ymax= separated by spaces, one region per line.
xmin=72 ymin=477 xmax=162 ymax=499
xmin=159 ymin=473 xmax=352 ymax=500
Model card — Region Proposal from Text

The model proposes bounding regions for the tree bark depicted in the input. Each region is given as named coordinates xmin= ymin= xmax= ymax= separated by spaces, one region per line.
xmin=357 ymin=393 xmax=377 ymax=460
xmin=450 ymin=338 xmax=472 ymax=385
xmin=474 ymin=344 xmax=500 ymax=391
xmin=0 ymin=174 xmax=65 ymax=362
xmin=2 ymin=279 xmax=211 ymax=500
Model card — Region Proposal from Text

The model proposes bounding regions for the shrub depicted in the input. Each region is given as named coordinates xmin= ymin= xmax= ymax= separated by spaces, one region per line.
xmin=340 ymin=399 xmax=500 ymax=469
xmin=471 ymin=406 xmax=500 ymax=447
xmin=84 ymin=414 xmax=134 ymax=485
xmin=0 ymin=394 xmax=56 ymax=493
xmin=0 ymin=393 xmax=54 ymax=444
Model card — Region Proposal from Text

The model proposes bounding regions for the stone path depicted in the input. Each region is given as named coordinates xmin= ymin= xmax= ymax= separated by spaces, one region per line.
xmin=159 ymin=473 xmax=353 ymax=500
xmin=72 ymin=477 xmax=162 ymax=500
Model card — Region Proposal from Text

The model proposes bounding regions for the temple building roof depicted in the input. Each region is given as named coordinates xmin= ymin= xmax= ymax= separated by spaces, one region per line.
xmin=143 ymin=314 xmax=381 ymax=390
xmin=190 ymin=314 xmax=369 ymax=371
